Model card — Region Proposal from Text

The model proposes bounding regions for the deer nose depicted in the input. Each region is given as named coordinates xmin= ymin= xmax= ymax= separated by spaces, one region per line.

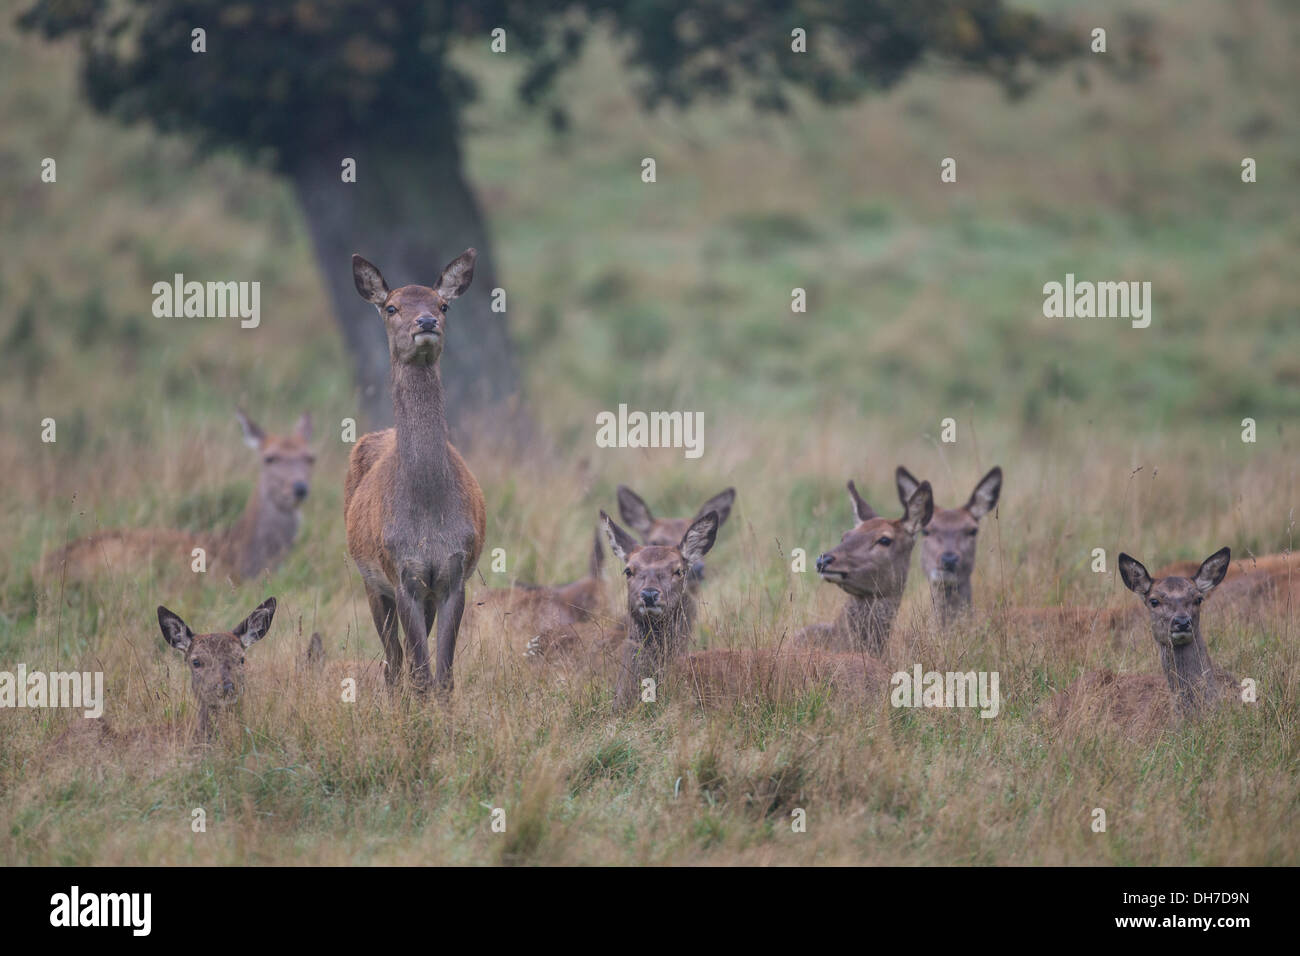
xmin=816 ymin=554 xmax=833 ymax=573
xmin=222 ymin=679 xmax=236 ymax=695
xmin=416 ymin=315 xmax=438 ymax=334
xmin=639 ymin=588 xmax=660 ymax=606
xmin=1171 ymin=614 xmax=1193 ymax=632
xmin=292 ymin=481 xmax=309 ymax=500
xmin=940 ymin=552 xmax=960 ymax=572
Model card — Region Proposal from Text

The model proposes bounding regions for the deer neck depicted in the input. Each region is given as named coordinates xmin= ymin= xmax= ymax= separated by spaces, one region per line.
xmin=217 ymin=480 xmax=299 ymax=580
xmin=931 ymin=579 xmax=971 ymax=623
xmin=391 ymin=362 xmax=453 ymax=499
xmin=1158 ymin=630 xmax=1218 ymax=713
xmin=630 ymin=595 xmax=696 ymax=666
xmin=838 ymin=593 xmax=900 ymax=655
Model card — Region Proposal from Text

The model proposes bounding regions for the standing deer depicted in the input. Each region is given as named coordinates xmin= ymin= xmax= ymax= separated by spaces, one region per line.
xmin=616 ymin=485 xmax=735 ymax=589
xmin=895 ymin=466 xmax=1001 ymax=625
xmin=794 ymin=478 xmax=933 ymax=654
xmin=1043 ymin=548 xmax=1241 ymax=726
xmin=43 ymin=410 xmax=314 ymax=583
xmin=345 ymin=251 xmax=486 ymax=696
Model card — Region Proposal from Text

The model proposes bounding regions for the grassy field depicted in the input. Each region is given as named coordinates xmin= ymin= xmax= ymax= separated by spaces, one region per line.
xmin=2 ymin=0 xmax=1298 ymax=864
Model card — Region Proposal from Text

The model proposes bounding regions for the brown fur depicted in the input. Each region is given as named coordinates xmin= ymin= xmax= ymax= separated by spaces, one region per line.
xmin=616 ymin=485 xmax=735 ymax=591
xmin=344 ymin=250 xmax=486 ymax=695
xmin=794 ymin=478 xmax=934 ymax=654
xmin=42 ymin=411 xmax=314 ymax=583
xmin=469 ymin=530 xmax=605 ymax=646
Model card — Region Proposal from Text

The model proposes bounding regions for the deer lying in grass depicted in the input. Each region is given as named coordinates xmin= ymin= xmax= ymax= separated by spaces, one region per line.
xmin=527 ymin=510 xmax=890 ymax=709
xmin=1042 ymin=548 xmax=1242 ymax=727
xmin=345 ymin=251 xmax=486 ymax=696
xmin=302 ymin=632 xmax=387 ymax=692
xmin=794 ymin=479 xmax=933 ymax=654
xmin=468 ymin=530 xmax=606 ymax=642
xmin=616 ymin=485 xmax=735 ymax=589
xmin=43 ymin=410 xmax=314 ymax=584
xmin=55 ymin=598 xmax=278 ymax=752
xmin=895 ymin=465 xmax=1001 ymax=624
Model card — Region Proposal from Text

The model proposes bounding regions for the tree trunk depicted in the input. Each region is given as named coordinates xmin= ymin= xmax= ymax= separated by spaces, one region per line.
xmin=289 ymin=140 xmax=525 ymax=444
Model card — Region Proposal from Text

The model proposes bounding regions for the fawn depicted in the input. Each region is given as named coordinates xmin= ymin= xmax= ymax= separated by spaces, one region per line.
xmin=895 ymin=466 xmax=1001 ymax=624
xmin=616 ymin=485 xmax=735 ymax=588
xmin=43 ymin=410 xmax=314 ymax=583
xmin=793 ymin=478 xmax=933 ymax=654
xmin=1043 ymin=548 xmax=1241 ymax=726
xmin=469 ymin=529 xmax=606 ymax=642
xmin=345 ymin=251 xmax=487 ymax=696
xmin=157 ymin=597 xmax=277 ymax=737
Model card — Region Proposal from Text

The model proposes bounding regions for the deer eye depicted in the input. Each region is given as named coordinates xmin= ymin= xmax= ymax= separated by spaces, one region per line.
xmin=1194 ymin=597 xmax=1202 ymax=606
xmin=877 ymin=537 xmax=892 ymax=547
xmin=1149 ymin=598 xmax=1160 ymax=608
xmin=920 ymin=529 xmax=930 ymax=537
xmin=624 ymin=567 xmax=633 ymax=578
xmin=386 ymin=305 xmax=397 ymax=315
xmin=240 ymin=656 xmax=246 ymax=664
xmin=191 ymin=658 xmax=202 ymax=668
xmin=673 ymin=567 xmax=684 ymax=577
xmin=440 ymin=303 xmax=449 ymax=313
xmin=966 ymin=528 xmax=978 ymax=537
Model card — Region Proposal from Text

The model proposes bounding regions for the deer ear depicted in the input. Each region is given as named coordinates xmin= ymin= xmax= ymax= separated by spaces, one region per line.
xmin=306 ymin=632 xmax=324 ymax=667
xmin=895 ymin=467 xmax=921 ymax=512
xmin=680 ymin=511 xmax=719 ymax=565
xmin=295 ymin=412 xmax=313 ymax=442
xmin=694 ymin=488 xmax=736 ymax=528
xmin=158 ymin=606 xmax=194 ymax=653
xmin=847 ymin=480 xmax=876 ymax=523
xmin=352 ymin=255 xmax=389 ymax=306
xmin=600 ymin=511 xmax=640 ymax=565
xmin=436 ymin=248 xmax=477 ymax=302
xmin=900 ymin=481 xmax=934 ymax=535
xmin=233 ymin=597 xmax=277 ymax=649
xmin=1118 ymin=553 xmax=1153 ymax=596
xmin=1193 ymin=547 xmax=1231 ymax=595
xmin=235 ymin=408 xmax=265 ymax=450
xmin=966 ymin=466 xmax=1002 ymax=520
xmin=617 ymin=485 xmax=656 ymax=537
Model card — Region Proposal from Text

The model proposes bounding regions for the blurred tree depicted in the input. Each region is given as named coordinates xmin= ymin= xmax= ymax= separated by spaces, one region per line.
xmin=19 ymin=0 xmax=1086 ymax=432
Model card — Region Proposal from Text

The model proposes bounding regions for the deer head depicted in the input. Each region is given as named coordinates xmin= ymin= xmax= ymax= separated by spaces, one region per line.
xmin=615 ymin=485 xmax=734 ymax=583
xmin=815 ymin=479 xmax=933 ymax=599
xmin=352 ymin=250 xmax=477 ymax=366
xmin=236 ymin=408 xmax=315 ymax=513
xmin=896 ymin=465 xmax=1001 ymax=594
xmin=601 ymin=509 xmax=719 ymax=624
xmin=1119 ymin=548 xmax=1230 ymax=648
xmin=157 ymin=598 xmax=277 ymax=730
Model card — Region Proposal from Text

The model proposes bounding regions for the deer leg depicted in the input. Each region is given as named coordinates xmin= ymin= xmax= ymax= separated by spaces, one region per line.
xmin=366 ymin=591 xmax=402 ymax=685
xmin=433 ymin=581 xmax=466 ymax=700
xmin=396 ymin=576 xmax=433 ymax=692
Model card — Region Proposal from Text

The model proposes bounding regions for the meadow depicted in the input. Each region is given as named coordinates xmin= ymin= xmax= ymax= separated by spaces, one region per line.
xmin=1 ymin=0 xmax=1298 ymax=864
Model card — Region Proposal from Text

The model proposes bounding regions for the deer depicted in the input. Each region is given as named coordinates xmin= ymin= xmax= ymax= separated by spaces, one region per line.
xmin=895 ymin=465 xmax=1001 ymax=625
xmin=1042 ymin=548 xmax=1242 ymax=727
xmin=345 ymin=250 xmax=486 ymax=697
xmin=468 ymin=530 xmax=606 ymax=644
xmin=793 ymin=478 xmax=933 ymax=655
xmin=527 ymin=510 xmax=890 ymax=710
xmin=301 ymin=631 xmax=387 ymax=692
xmin=54 ymin=598 xmax=279 ymax=752
xmin=616 ymin=485 xmax=735 ymax=590
xmin=42 ymin=410 xmax=314 ymax=584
